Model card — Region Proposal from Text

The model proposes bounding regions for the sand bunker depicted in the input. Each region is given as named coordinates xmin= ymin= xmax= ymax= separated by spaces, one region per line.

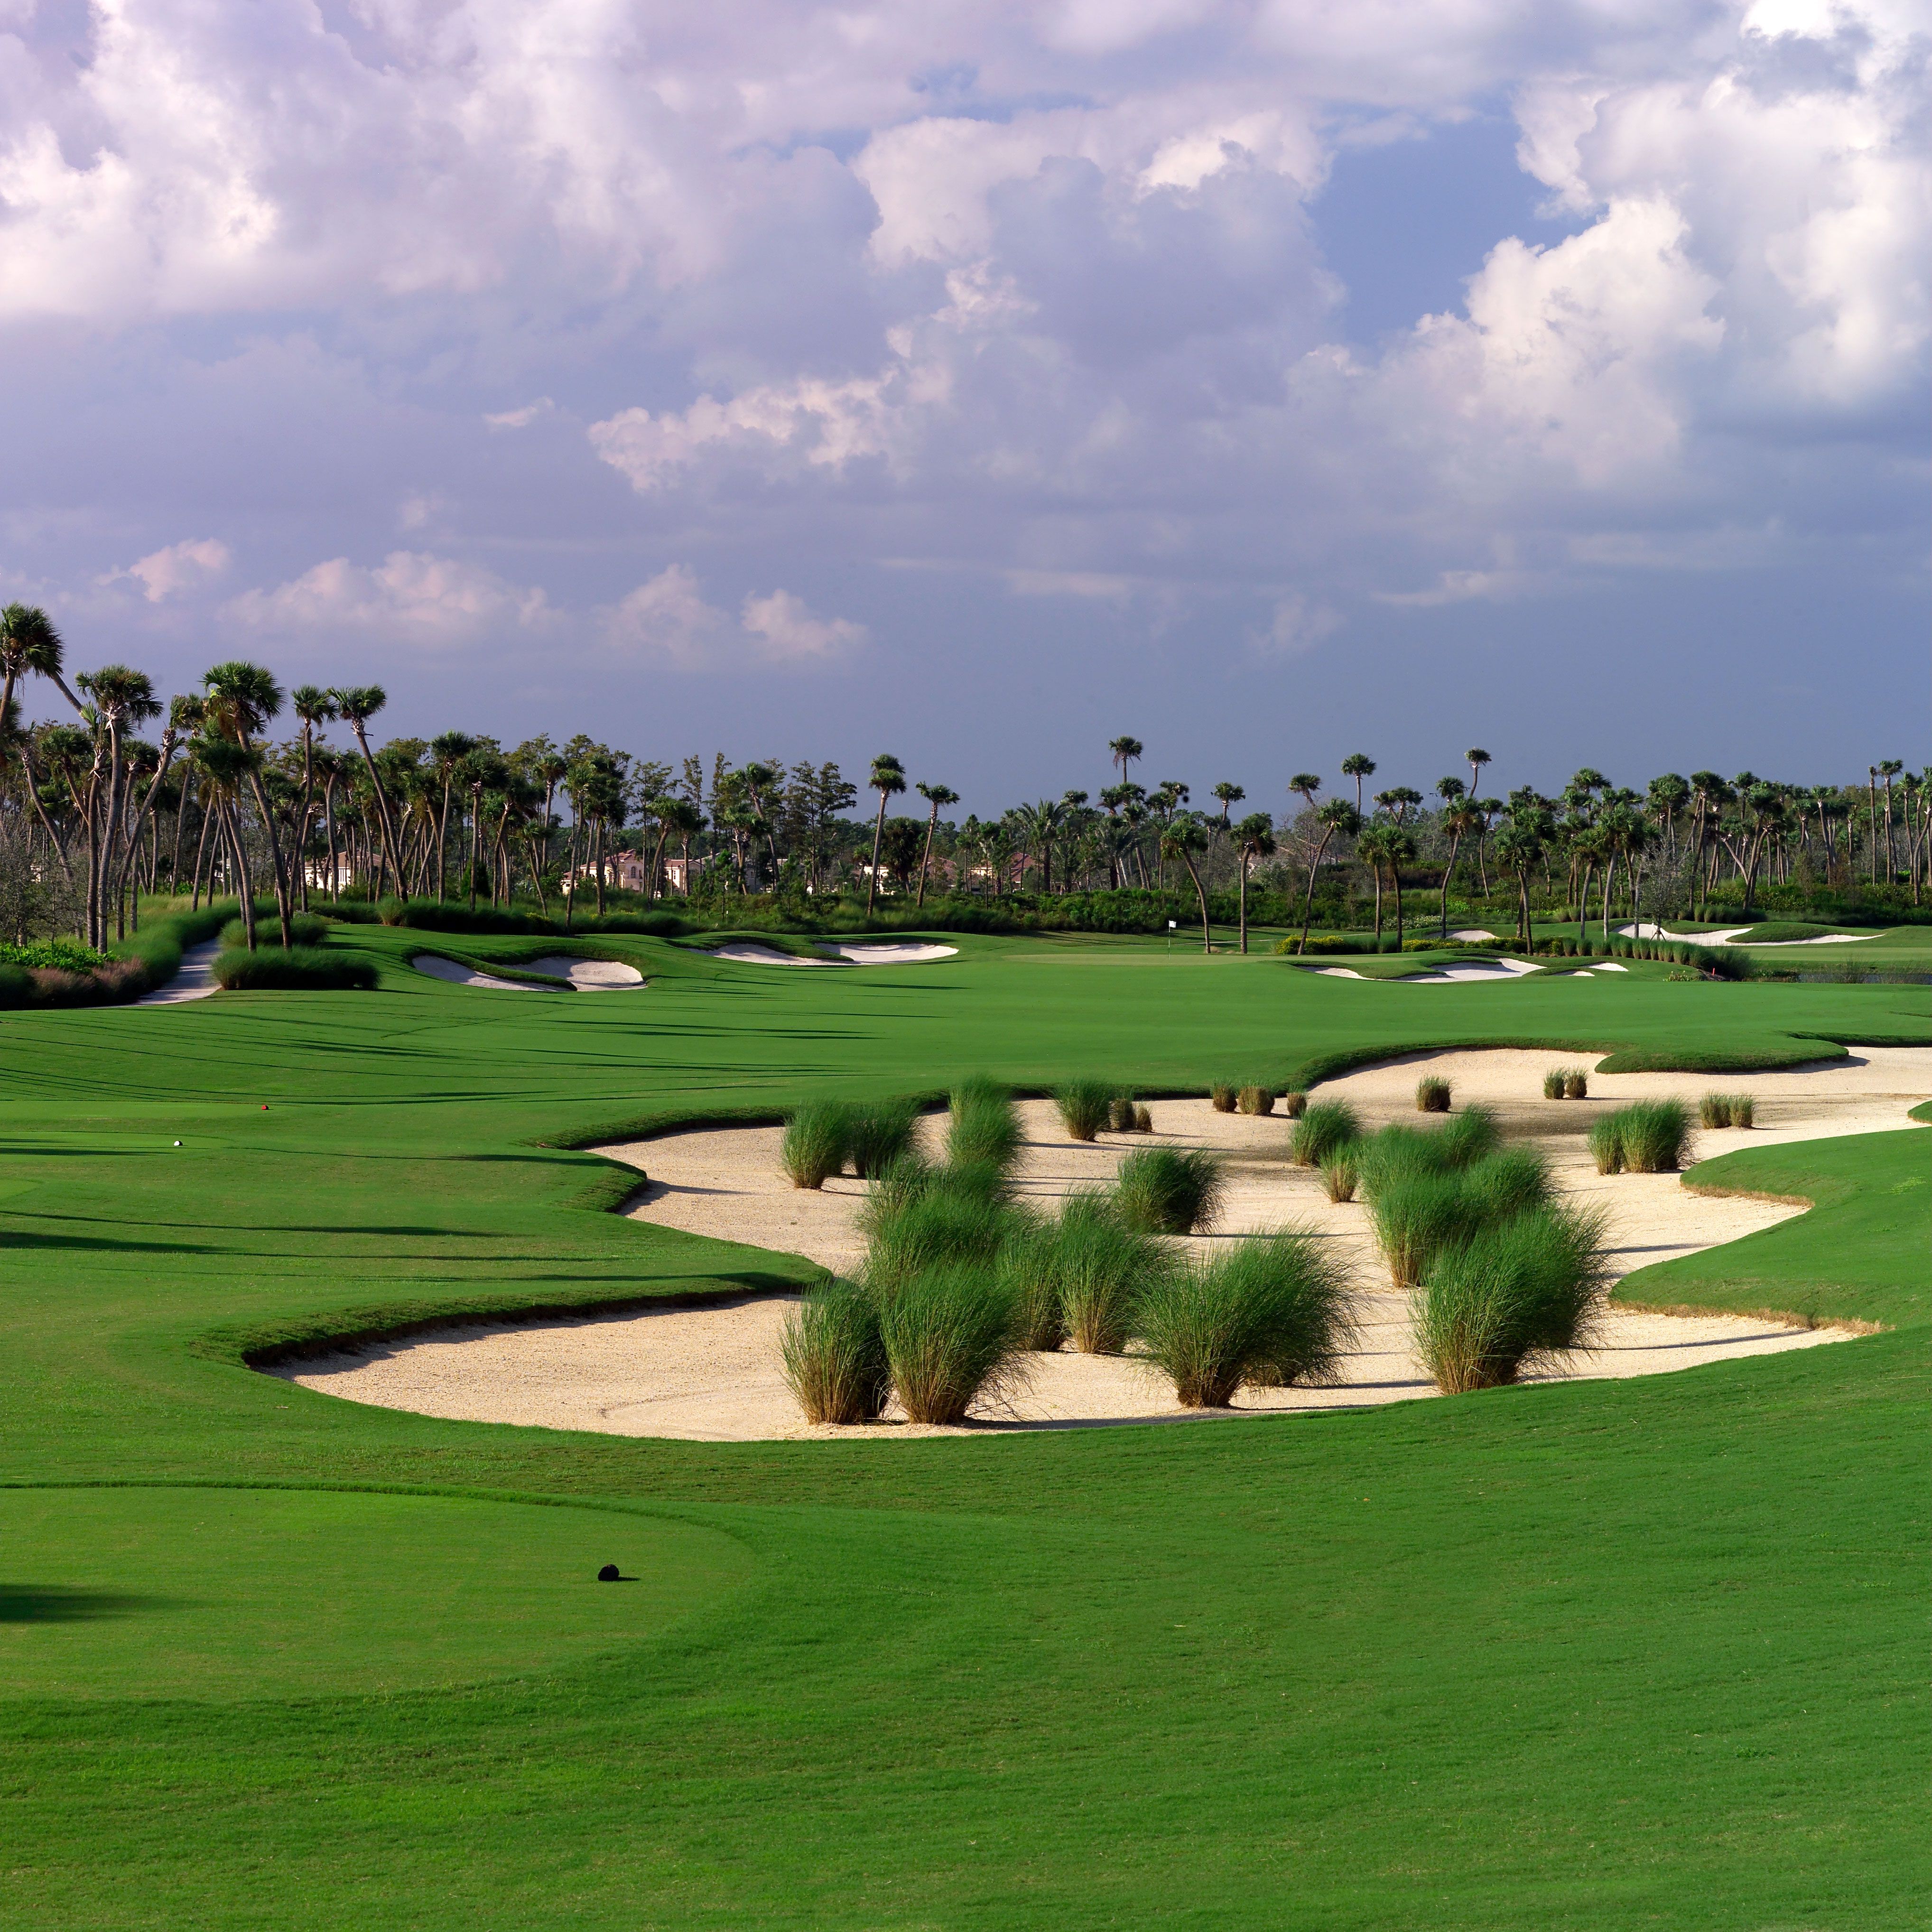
xmin=1620 ymin=923 xmax=1880 ymax=947
xmin=1305 ymin=957 xmax=1539 ymax=984
xmin=411 ymin=952 xmax=642 ymax=991
xmin=277 ymin=1047 xmax=1929 ymax=1441
xmin=707 ymin=942 xmax=836 ymax=967
xmin=413 ymin=953 xmax=551 ymax=991
xmin=137 ymin=938 xmax=223 ymax=1004
xmin=818 ymin=941 xmax=959 ymax=964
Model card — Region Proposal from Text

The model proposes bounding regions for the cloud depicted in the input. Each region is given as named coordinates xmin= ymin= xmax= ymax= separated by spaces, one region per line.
xmin=484 ymin=399 xmax=554 ymax=430
xmin=600 ymin=567 xmax=864 ymax=668
xmin=226 ymin=552 xmax=550 ymax=645
xmin=1249 ymin=593 xmax=1342 ymax=655
xmin=106 ymin=538 xmax=231 ymax=602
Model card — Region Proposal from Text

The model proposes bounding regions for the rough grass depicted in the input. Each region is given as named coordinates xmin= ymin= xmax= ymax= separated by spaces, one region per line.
xmin=1237 ymin=1086 xmax=1275 ymax=1116
xmin=780 ymin=1279 xmax=891 ymax=1423
xmin=1319 ymin=1144 xmax=1361 ymax=1202
xmin=1416 ymin=1075 xmax=1452 ymax=1113
xmin=875 ymin=1262 xmax=1030 ymax=1424
xmin=1701 ymin=1093 xmax=1756 ymax=1129
xmin=1291 ymin=1099 xmax=1359 ymax=1167
xmin=1114 ymin=1145 xmax=1226 ymax=1235
xmin=210 ymin=946 xmax=377 ymax=991
xmin=845 ymin=1099 xmax=920 ymax=1178
xmin=1056 ymin=1077 xmax=1116 ymax=1142
xmin=1597 ymin=1098 xmax=1691 ymax=1173
xmin=781 ymin=1100 xmax=851 ymax=1189
xmin=948 ymin=1076 xmax=1024 ymax=1173
xmin=1413 ymin=1202 xmax=1612 ymax=1393
xmin=1050 ymin=1190 xmax=1177 ymax=1354
xmin=1135 ymin=1228 xmax=1358 ymax=1406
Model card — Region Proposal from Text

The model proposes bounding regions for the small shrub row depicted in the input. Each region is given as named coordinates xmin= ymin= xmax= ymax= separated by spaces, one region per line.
xmin=1542 ymin=1067 xmax=1589 ymax=1099
xmin=781 ymin=1098 xmax=922 ymax=1189
xmin=221 ymin=912 xmax=332 ymax=949
xmin=1699 ymin=1093 xmax=1756 ymax=1129
xmin=211 ymin=947 xmax=379 ymax=992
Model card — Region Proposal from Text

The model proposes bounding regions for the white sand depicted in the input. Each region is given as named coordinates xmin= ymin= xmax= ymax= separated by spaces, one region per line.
xmin=1449 ymin=928 xmax=1498 ymax=941
xmin=137 ymin=938 xmax=223 ymax=1004
xmin=1402 ymin=957 xmax=1541 ymax=984
xmin=412 ymin=953 xmax=552 ymax=991
xmin=708 ymin=942 xmax=838 ymax=966
xmin=525 ymin=956 xmax=644 ymax=989
xmin=817 ymin=941 xmax=960 ymax=964
xmin=1619 ymin=923 xmax=1881 ymax=947
xmin=278 ymin=1047 xmax=1931 ymax=1441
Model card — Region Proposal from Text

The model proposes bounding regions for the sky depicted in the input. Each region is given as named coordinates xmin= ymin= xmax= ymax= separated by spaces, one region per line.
xmin=0 ymin=0 xmax=1925 ymax=815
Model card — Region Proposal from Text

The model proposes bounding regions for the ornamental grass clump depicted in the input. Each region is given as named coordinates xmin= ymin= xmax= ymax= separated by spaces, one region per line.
xmin=1056 ymin=1078 xmax=1116 ymax=1142
xmin=1413 ymin=1203 xmax=1611 ymax=1393
xmin=1291 ymin=1099 xmax=1358 ymax=1168
xmin=948 ymin=1077 xmax=1023 ymax=1175
xmin=845 ymin=1100 xmax=920 ymax=1178
xmin=780 ymin=1279 xmax=891 ymax=1424
xmin=875 ymin=1263 xmax=1029 ymax=1425
xmin=1467 ymin=1147 xmax=1554 ymax=1222
xmin=1588 ymin=1113 xmax=1626 ymax=1175
xmin=1319 ymin=1145 xmax=1361 ymax=1202
xmin=1135 ymin=1229 xmax=1357 ymax=1407
xmin=1052 ymin=1191 xmax=1177 ymax=1354
xmin=1367 ymin=1168 xmax=1489 ymax=1288
xmin=1436 ymin=1104 xmax=1501 ymax=1169
xmin=1238 ymin=1086 xmax=1275 ymax=1116
xmin=781 ymin=1101 xmax=852 ymax=1189
xmin=1282 ymin=1092 xmax=1307 ymax=1119
xmin=998 ymin=1225 xmax=1069 ymax=1352
xmin=1564 ymin=1070 xmax=1589 ymax=1100
xmin=1108 ymin=1095 xmax=1148 ymax=1133
xmin=1114 ymin=1146 xmax=1226 ymax=1235
xmin=861 ymin=1186 xmax=1022 ymax=1292
xmin=1613 ymin=1098 xmax=1690 ymax=1172
xmin=1210 ymin=1084 xmax=1238 ymax=1114
xmin=1542 ymin=1068 xmax=1568 ymax=1100
xmin=1700 ymin=1093 xmax=1756 ymax=1129
xmin=1415 ymin=1076 xmax=1452 ymax=1114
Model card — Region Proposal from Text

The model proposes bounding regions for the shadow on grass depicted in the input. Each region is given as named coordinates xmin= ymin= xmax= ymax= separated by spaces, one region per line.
xmin=0 ymin=1585 xmax=176 ymax=1624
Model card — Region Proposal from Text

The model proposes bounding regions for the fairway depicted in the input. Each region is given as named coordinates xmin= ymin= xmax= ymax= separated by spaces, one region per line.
xmin=1 ymin=931 xmax=1926 ymax=1928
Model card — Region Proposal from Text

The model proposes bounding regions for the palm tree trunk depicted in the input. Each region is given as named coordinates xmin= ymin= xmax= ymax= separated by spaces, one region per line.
xmin=1370 ymin=862 xmax=1383 ymax=942
xmin=1296 ymin=829 xmax=1334 ymax=955
xmin=1238 ymin=858 xmax=1248 ymax=954
xmin=1179 ymin=853 xmax=1210 ymax=952
xmin=1439 ymin=831 xmax=1461 ymax=940
xmin=916 ymin=802 xmax=939 ymax=908
xmin=866 ymin=794 xmax=888 ymax=912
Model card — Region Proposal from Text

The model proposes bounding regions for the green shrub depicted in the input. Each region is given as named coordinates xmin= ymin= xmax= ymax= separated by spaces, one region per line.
xmin=1467 ymin=1147 xmax=1554 ymax=1221
xmin=1114 ymin=1146 xmax=1226 ymax=1235
xmin=1613 ymin=1099 xmax=1690 ymax=1172
xmin=781 ymin=1101 xmax=852 ymax=1189
xmin=845 ymin=1100 xmax=920 ymax=1178
xmin=948 ymin=1077 xmax=1023 ymax=1174
xmin=0 ymin=939 xmax=109 ymax=972
xmin=1588 ymin=1114 xmax=1625 ymax=1175
xmin=861 ymin=1186 xmax=1019 ymax=1292
xmin=1056 ymin=1078 xmax=1115 ymax=1142
xmin=1413 ymin=1204 xmax=1611 ymax=1393
xmin=1107 ymin=1095 xmax=1140 ymax=1133
xmin=1237 ymin=1086 xmax=1274 ymax=1116
xmin=1564 ymin=1070 xmax=1589 ymax=1100
xmin=1210 ymin=1084 xmax=1238 ymax=1113
xmin=780 ymin=1280 xmax=891 ymax=1424
xmin=1050 ymin=1193 xmax=1178 ymax=1355
xmin=1436 ymin=1105 xmax=1501 ymax=1168
xmin=1542 ymin=1068 xmax=1569 ymax=1100
xmin=1291 ymin=1099 xmax=1358 ymax=1167
xmin=1133 ymin=1103 xmax=1153 ymax=1133
xmin=876 ymin=1263 xmax=1029 ymax=1424
xmin=1282 ymin=1092 xmax=1307 ymax=1119
xmin=220 ymin=912 xmax=330 ymax=949
xmin=1135 ymin=1229 xmax=1357 ymax=1407
xmin=999 ymin=1225 xmax=1069 ymax=1353
xmin=1415 ymin=1076 xmax=1451 ymax=1114
xmin=1700 ymin=1093 xmax=1755 ymax=1129
xmin=210 ymin=947 xmax=376 ymax=992
xmin=1368 ymin=1168 xmax=1489 ymax=1287
xmin=1319 ymin=1146 xmax=1361 ymax=1203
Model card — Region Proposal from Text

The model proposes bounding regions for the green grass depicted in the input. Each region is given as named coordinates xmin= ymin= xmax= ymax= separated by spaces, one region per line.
xmin=0 ymin=921 xmax=1924 ymax=1925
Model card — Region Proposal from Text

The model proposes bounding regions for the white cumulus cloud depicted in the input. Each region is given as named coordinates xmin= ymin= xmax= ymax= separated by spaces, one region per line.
xmin=226 ymin=552 xmax=550 ymax=645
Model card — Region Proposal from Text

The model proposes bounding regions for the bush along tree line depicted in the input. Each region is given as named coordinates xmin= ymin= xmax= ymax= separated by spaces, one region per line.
xmin=0 ymin=604 xmax=1922 ymax=958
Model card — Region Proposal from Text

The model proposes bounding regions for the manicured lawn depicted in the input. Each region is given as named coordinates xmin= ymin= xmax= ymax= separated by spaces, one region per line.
xmin=0 ymin=932 xmax=1924 ymax=1927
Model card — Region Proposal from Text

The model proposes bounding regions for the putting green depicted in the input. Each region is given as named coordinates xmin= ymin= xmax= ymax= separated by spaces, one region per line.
xmin=0 ymin=1486 xmax=751 ymax=1700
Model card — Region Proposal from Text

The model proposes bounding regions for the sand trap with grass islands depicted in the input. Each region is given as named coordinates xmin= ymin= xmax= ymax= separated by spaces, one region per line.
xmin=275 ymin=1047 xmax=1930 ymax=1441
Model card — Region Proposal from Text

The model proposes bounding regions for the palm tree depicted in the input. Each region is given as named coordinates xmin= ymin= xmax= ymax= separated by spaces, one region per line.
xmin=1355 ymin=824 xmax=1394 ymax=941
xmin=1160 ymin=814 xmax=1213 ymax=952
xmin=1233 ymin=812 xmax=1274 ymax=954
xmin=1296 ymin=800 xmax=1359 ymax=954
xmin=428 ymin=731 xmax=474 ymax=901
xmin=191 ymin=732 xmax=263 ymax=945
xmin=865 ymin=754 xmax=906 ymax=911
xmin=1109 ymin=736 xmax=1143 ymax=791
xmin=1877 ymin=760 xmax=1903 ymax=879
xmin=289 ymin=687 xmax=338 ymax=910
xmin=1466 ymin=748 xmax=1491 ymax=802
xmin=331 ymin=686 xmax=403 ymax=896
xmin=1432 ymin=779 xmax=1469 ymax=938
xmin=1341 ymin=752 xmax=1376 ymax=815
xmin=1211 ymin=782 xmax=1245 ymax=834
xmin=0 ymin=604 xmax=84 ymax=726
xmin=203 ymin=661 xmax=297 ymax=946
xmin=914 ymin=781 xmax=958 ymax=907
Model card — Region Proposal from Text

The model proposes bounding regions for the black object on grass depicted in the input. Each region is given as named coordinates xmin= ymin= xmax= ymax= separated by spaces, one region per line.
xmin=597 ymin=1564 xmax=621 ymax=1582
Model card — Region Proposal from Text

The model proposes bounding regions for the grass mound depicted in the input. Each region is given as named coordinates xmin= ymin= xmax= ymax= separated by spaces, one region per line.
xmin=1414 ymin=1203 xmax=1612 ymax=1392
xmin=780 ymin=1280 xmax=891 ymax=1424
xmin=1135 ymin=1229 xmax=1357 ymax=1407
xmin=1114 ymin=1146 xmax=1225 ymax=1235
xmin=210 ymin=947 xmax=376 ymax=991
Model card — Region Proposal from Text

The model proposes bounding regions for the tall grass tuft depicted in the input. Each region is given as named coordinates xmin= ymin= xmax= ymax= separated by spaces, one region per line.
xmin=1114 ymin=1146 xmax=1226 ymax=1235
xmin=1612 ymin=1098 xmax=1690 ymax=1172
xmin=998 ymin=1225 xmax=1068 ymax=1352
xmin=1133 ymin=1104 xmax=1153 ymax=1133
xmin=1056 ymin=1078 xmax=1116 ymax=1142
xmin=948 ymin=1077 xmax=1024 ymax=1174
xmin=1050 ymin=1191 xmax=1176 ymax=1354
xmin=1367 ymin=1168 xmax=1488 ymax=1287
xmin=1238 ymin=1086 xmax=1275 ymax=1116
xmin=1727 ymin=1093 xmax=1756 ymax=1129
xmin=1210 ymin=1084 xmax=1238 ymax=1113
xmin=1415 ymin=1075 xmax=1452 ymax=1113
xmin=1319 ymin=1144 xmax=1361 ymax=1202
xmin=1588 ymin=1113 xmax=1625 ymax=1175
xmin=780 ymin=1279 xmax=891 ymax=1424
xmin=781 ymin=1100 xmax=851 ymax=1189
xmin=875 ymin=1263 xmax=1029 ymax=1424
xmin=1700 ymin=1092 xmax=1755 ymax=1129
xmin=1136 ymin=1229 xmax=1357 ymax=1407
xmin=845 ymin=1100 xmax=920 ymax=1178
xmin=862 ymin=1187 xmax=1020 ymax=1291
xmin=1107 ymin=1095 xmax=1140 ymax=1133
xmin=1413 ymin=1203 xmax=1611 ymax=1393
xmin=1436 ymin=1105 xmax=1501 ymax=1168
xmin=1564 ymin=1069 xmax=1589 ymax=1100
xmin=1467 ymin=1147 xmax=1554 ymax=1221
xmin=1282 ymin=1092 xmax=1308 ymax=1119
xmin=1291 ymin=1099 xmax=1358 ymax=1167
xmin=1542 ymin=1068 xmax=1568 ymax=1100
